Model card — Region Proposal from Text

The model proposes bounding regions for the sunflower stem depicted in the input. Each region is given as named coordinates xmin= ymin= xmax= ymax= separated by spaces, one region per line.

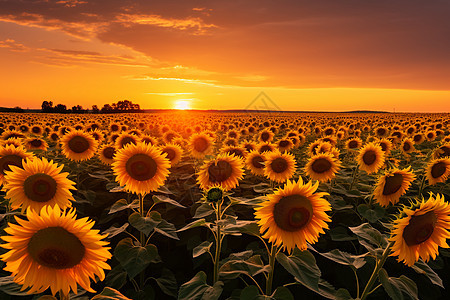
xmin=138 ymin=193 xmax=146 ymax=289
xmin=418 ymin=174 xmax=426 ymax=197
xmin=349 ymin=167 xmax=359 ymax=191
xmin=59 ymin=291 xmax=70 ymax=300
xmin=360 ymin=241 xmax=394 ymax=300
xmin=265 ymin=243 xmax=277 ymax=295
xmin=213 ymin=198 xmax=223 ymax=284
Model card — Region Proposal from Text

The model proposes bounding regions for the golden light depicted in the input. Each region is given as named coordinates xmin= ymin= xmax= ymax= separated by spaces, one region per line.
xmin=174 ymin=100 xmax=191 ymax=110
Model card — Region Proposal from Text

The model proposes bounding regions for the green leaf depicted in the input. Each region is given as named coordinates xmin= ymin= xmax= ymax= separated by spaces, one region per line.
xmin=228 ymin=196 xmax=266 ymax=206
xmin=128 ymin=212 xmax=161 ymax=236
xmin=222 ymin=220 xmax=260 ymax=236
xmin=329 ymin=226 xmax=357 ymax=242
xmin=357 ymin=204 xmax=385 ymax=223
xmin=349 ymin=223 xmax=388 ymax=253
xmin=272 ymin=286 xmax=294 ymax=300
xmin=92 ymin=287 xmax=132 ymax=300
xmin=379 ymin=268 xmax=419 ymax=300
xmin=154 ymin=218 xmax=180 ymax=240
xmin=240 ymin=285 xmax=261 ymax=300
xmin=109 ymin=199 xmax=139 ymax=214
xmin=153 ymin=195 xmax=186 ymax=208
xmin=157 ymin=185 xmax=174 ymax=194
xmin=335 ymin=288 xmax=353 ymax=300
xmin=177 ymin=219 xmax=208 ymax=232
xmin=114 ymin=238 xmax=160 ymax=278
xmin=178 ymin=271 xmax=223 ymax=300
xmin=104 ymin=265 xmax=128 ymax=290
xmin=309 ymin=246 xmax=367 ymax=269
xmin=109 ymin=186 xmax=127 ymax=193
xmin=411 ymin=259 xmax=443 ymax=288
xmin=103 ymin=223 xmax=129 ymax=239
xmin=219 ymin=253 xmax=268 ymax=280
xmin=276 ymin=249 xmax=321 ymax=292
xmin=193 ymin=241 xmax=213 ymax=258
xmin=194 ymin=203 xmax=215 ymax=218
xmin=0 ymin=276 xmax=33 ymax=296
xmin=152 ymin=268 xmax=178 ymax=298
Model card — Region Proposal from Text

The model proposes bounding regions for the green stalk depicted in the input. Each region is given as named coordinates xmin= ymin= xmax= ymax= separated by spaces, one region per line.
xmin=213 ymin=199 xmax=223 ymax=283
xmin=418 ymin=174 xmax=426 ymax=196
xmin=349 ymin=167 xmax=359 ymax=191
xmin=139 ymin=193 xmax=146 ymax=288
xmin=360 ymin=241 xmax=394 ymax=300
xmin=265 ymin=244 xmax=277 ymax=295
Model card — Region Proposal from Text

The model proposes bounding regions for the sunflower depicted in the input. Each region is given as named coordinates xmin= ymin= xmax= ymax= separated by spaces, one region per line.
xmin=189 ymin=132 xmax=214 ymax=158
xmin=254 ymin=178 xmax=331 ymax=253
xmin=373 ymin=167 xmax=416 ymax=207
xmin=263 ymin=151 xmax=297 ymax=183
xmin=112 ymin=142 xmax=170 ymax=195
xmin=277 ymin=138 xmax=294 ymax=152
xmin=245 ymin=151 xmax=267 ymax=176
xmin=389 ymin=194 xmax=450 ymax=266
xmin=0 ymin=205 xmax=111 ymax=296
xmin=60 ymin=130 xmax=98 ymax=162
xmin=412 ymin=133 xmax=425 ymax=144
xmin=307 ymin=140 xmax=322 ymax=156
xmin=0 ymin=145 xmax=34 ymax=186
xmin=1 ymin=137 xmax=22 ymax=148
xmin=346 ymin=137 xmax=363 ymax=151
xmin=258 ymin=129 xmax=274 ymax=143
xmin=400 ymin=138 xmax=415 ymax=155
xmin=115 ymin=132 xmax=140 ymax=149
xmin=197 ymin=153 xmax=244 ymax=191
xmin=159 ymin=143 xmax=183 ymax=166
xmin=98 ymin=144 xmax=116 ymax=165
xmin=241 ymin=140 xmax=257 ymax=153
xmin=305 ymin=153 xmax=341 ymax=183
xmin=220 ymin=145 xmax=247 ymax=159
xmin=426 ymin=158 xmax=450 ymax=185
xmin=432 ymin=143 xmax=450 ymax=159
xmin=23 ymin=137 xmax=48 ymax=151
xmin=357 ymin=142 xmax=385 ymax=174
xmin=257 ymin=142 xmax=276 ymax=154
xmin=377 ymin=138 xmax=393 ymax=156
xmin=2 ymin=157 xmax=76 ymax=212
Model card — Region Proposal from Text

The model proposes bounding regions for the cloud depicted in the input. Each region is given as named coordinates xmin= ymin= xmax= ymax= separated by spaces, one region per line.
xmin=0 ymin=39 xmax=29 ymax=51
xmin=145 ymin=92 xmax=194 ymax=96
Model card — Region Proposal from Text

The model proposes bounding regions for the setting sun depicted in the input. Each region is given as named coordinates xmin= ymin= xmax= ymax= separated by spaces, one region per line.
xmin=174 ymin=100 xmax=191 ymax=110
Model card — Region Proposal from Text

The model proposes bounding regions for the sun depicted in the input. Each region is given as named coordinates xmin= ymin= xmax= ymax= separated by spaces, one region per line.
xmin=174 ymin=100 xmax=191 ymax=110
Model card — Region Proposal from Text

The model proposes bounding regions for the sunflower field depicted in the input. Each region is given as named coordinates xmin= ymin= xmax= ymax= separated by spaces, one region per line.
xmin=0 ymin=112 xmax=449 ymax=300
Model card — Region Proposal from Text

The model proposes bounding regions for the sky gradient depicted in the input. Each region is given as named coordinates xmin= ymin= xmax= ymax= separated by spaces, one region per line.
xmin=1 ymin=0 xmax=449 ymax=112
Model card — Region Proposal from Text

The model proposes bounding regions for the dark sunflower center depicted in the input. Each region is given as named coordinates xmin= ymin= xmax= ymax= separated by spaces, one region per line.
xmin=431 ymin=162 xmax=446 ymax=179
xmin=103 ymin=147 xmax=116 ymax=159
xmin=380 ymin=142 xmax=387 ymax=152
xmin=227 ymin=149 xmax=244 ymax=158
xmin=125 ymin=154 xmax=157 ymax=181
xmin=261 ymin=132 xmax=270 ymax=141
xmin=163 ymin=148 xmax=176 ymax=161
xmin=362 ymin=150 xmax=376 ymax=165
xmin=120 ymin=136 xmax=136 ymax=148
xmin=403 ymin=142 xmax=411 ymax=152
xmin=50 ymin=133 xmax=59 ymax=141
xmin=251 ymin=156 xmax=265 ymax=169
xmin=32 ymin=127 xmax=41 ymax=134
xmin=111 ymin=124 xmax=119 ymax=131
xmin=30 ymin=139 xmax=42 ymax=147
xmin=28 ymin=227 xmax=85 ymax=269
xmin=0 ymin=154 xmax=24 ymax=175
xmin=438 ymin=146 xmax=450 ymax=158
xmin=68 ymin=136 xmax=90 ymax=153
xmin=382 ymin=173 xmax=403 ymax=195
xmin=260 ymin=145 xmax=272 ymax=153
xmin=403 ymin=211 xmax=437 ymax=246
xmin=208 ymin=160 xmax=233 ymax=183
xmin=279 ymin=140 xmax=290 ymax=148
xmin=348 ymin=140 xmax=358 ymax=148
xmin=311 ymin=158 xmax=332 ymax=174
xmin=377 ymin=128 xmax=386 ymax=135
xmin=194 ymin=137 xmax=209 ymax=152
xmin=325 ymin=128 xmax=333 ymax=135
xmin=229 ymin=132 xmax=237 ymax=138
xmin=23 ymin=173 xmax=57 ymax=202
xmin=413 ymin=134 xmax=422 ymax=142
xmin=271 ymin=157 xmax=288 ymax=173
xmin=273 ymin=194 xmax=313 ymax=232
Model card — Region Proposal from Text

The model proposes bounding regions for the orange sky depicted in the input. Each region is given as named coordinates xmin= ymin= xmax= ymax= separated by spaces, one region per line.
xmin=1 ymin=0 xmax=450 ymax=112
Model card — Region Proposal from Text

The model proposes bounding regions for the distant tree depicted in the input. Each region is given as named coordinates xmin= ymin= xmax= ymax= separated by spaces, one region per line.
xmin=92 ymin=105 xmax=99 ymax=113
xmin=101 ymin=104 xmax=113 ymax=113
xmin=41 ymin=100 xmax=54 ymax=113
xmin=54 ymin=104 xmax=67 ymax=113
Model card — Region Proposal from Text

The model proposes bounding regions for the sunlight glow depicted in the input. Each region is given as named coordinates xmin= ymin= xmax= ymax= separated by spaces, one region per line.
xmin=174 ymin=100 xmax=191 ymax=110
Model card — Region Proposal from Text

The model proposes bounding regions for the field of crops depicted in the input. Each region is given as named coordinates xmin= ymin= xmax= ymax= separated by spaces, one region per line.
xmin=0 ymin=111 xmax=449 ymax=300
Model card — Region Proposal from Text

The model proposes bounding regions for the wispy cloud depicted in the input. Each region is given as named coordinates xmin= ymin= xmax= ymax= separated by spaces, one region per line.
xmin=0 ymin=39 xmax=29 ymax=52
xmin=145 ymin=92 xmax=195 ymax=96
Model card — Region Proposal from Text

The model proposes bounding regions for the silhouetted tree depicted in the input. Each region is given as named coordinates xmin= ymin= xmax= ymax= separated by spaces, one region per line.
xmin=41 ymin=101 xmax=54 ymax=113
xmin=101 ymin=104 xmax=113 ymax=113
xmin=54 ymin=104 xmax=67 ymax=113
xmin=92 ymin=105 xmax=99 ymax=113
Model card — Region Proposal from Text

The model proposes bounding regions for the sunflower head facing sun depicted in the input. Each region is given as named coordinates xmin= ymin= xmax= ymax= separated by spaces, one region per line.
xmin=390 ymin=193 xmax=450 ymax=266
xmin=357 ymin=142 xmax=385 ymax=174
xmin=197 ymin=153 xmax=244 ymax=191
xmin=0 ymin=144 xmax=34 ymax=186
xmin=112 ymin=142 xmax=171 ymax=195
xmin=60 ymin=130 xmax=98 ymax=162
xmin=0 ymin=205 xmax=112 ymax=296
xmin=3 ymin=157 xmax=76 ymax=212
xmin=254 ymin=178 xmax=331 ymax=253
xmin=373 ymin=166 xmax=416 ymax=207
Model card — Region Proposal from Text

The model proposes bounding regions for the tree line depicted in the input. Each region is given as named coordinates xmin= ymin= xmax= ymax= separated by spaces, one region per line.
xmin=41 ymin=100 xmax=143 ymax=113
